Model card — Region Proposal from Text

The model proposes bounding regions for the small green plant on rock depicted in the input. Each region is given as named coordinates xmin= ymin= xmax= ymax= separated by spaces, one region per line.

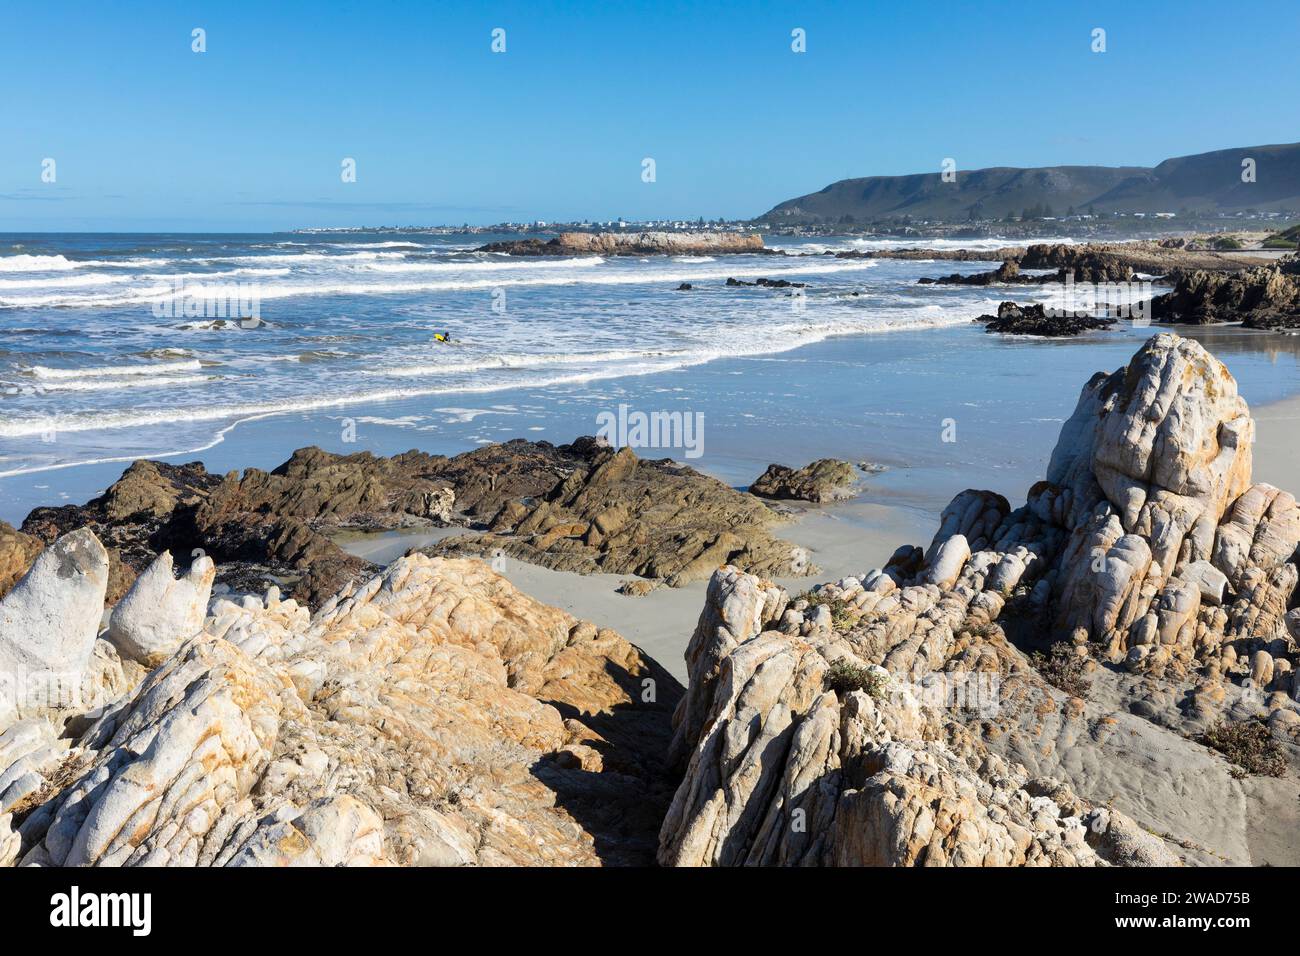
xmin=1198 ymin=720 xmax=1286 ymax=779
xmin=799 ymin=590 xmax=856 ymax=630
xmin=1029 ymin=643 xmax=1091 ymax=698
xmin=824 ymin=660 xmax=888 ymax=699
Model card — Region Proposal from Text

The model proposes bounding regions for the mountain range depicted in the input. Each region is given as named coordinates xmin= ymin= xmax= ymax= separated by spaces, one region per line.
xmin=759 ymin=142 xmax=1300 ymax=223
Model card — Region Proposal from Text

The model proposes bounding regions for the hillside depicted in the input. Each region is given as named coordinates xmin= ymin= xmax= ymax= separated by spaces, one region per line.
xmin=761 ymin=142 xmax=1300 ymax=224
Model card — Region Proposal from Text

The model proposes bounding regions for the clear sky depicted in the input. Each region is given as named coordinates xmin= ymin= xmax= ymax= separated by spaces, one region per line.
xmin=2 ymin=0 xmax=1297 ymax=231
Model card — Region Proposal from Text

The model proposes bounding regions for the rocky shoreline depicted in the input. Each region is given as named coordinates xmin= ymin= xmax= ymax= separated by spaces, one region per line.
xmin=1 ymin=333 xmax=1297 ymax=866
xmin=1 ymin=438 xmax=817 ymax=612
xmin=907 ymin=241 xmax=1300 ymax=338
xmin=477 ymin=230 xmax=769 ymax=257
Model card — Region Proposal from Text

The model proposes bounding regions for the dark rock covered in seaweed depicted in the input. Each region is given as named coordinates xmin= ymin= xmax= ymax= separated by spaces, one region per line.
xmin=978 ymin=301 xmax=1117 ymax=337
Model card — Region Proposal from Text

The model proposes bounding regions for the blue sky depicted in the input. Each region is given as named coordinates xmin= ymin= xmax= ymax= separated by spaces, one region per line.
xmin=2 ymin=0 xmax=1297 ymax=231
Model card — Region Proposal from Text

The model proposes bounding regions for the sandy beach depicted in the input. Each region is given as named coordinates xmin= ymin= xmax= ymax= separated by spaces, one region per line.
xmin=1253 ymin=392 xmax=1300 ymax=489
xmin=335 ymin=496 xmax=935 ymax=683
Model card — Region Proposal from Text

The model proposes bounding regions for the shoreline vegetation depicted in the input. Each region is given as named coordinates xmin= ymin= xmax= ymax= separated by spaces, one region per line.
xmin=3 ymin=233 xmax=1300 ymax=868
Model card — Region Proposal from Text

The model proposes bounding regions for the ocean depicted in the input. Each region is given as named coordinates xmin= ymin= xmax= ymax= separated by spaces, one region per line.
xmin=3 ymin=232 xmax=1299 ymax=524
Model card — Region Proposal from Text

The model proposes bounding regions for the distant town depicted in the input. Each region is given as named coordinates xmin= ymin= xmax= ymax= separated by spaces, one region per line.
xmin=296 ymin=206 xmax=1299 ymax=243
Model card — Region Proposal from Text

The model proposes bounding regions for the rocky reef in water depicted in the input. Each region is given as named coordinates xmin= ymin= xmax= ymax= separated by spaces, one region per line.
xmin=977 ymin=301 xmax=1117 ymax=336
xmin=1 ymin=333 xmax=1298 ymax=867
xmin=914 ymin=241 xmax=1294 ymax=337
xmin=477 ymin=231 xmax=769 ymax=256
xmin=1151 ymin=254 xmax=1300 ymax=328
xmin=919 ymin=241 xmax=1267 ymax=287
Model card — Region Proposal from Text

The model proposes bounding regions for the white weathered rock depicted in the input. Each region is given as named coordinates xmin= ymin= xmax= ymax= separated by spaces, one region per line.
xmin=669 ymin=565 xmax=785 ymax=767
xmin=1181 ymin=559 xmax=1229 ymax=605
xmin=107 ymin=550 xmax=215 ymax=667
xmin=1251 ymin=650 xmax=1275 ymax=688
xmin=9 ymin=554 xmax=681 ymax=868
xmin=657 ymin=572 xmax=1105 ymax=867
xmin=923 ymin=534 xmax=971 ymax=589
xmin=0 ymin=529 xmax=109 ymax=729
xmin=660 ymin=335 xmax=1293 ymax=867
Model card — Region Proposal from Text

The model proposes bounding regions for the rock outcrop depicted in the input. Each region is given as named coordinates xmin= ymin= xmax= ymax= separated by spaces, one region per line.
xmin=657 ymin=568 xmax=1115 ymax=866
xmin=430 ymin=443 xmax=815 ymax=587
xmin=16 ymin=443 xmax=571 ymax=609
xmin=1018 ymin=241 xmax=1264 ymax=276
xmin=749 ymin=459 xmax=858 ymax=502
xmin=1151 ymin=254 xmax=1300 ymax=328
xmin=3 ymin=553 xmax=682 ymax=867
xmin=725 ymin=276 xmax=805 ymax=288
xmin=18 ymin=438 xmax=811 ymax=607
xmin=478 ymin=232 xmax=768 ymax=257
xmin=919 ymin=241 xmax=1268 ymax=288
xmin=659 ymin=333 xmax=1300 ymax=866
xmin=918 ymin=259 xmax=1032 ymax=286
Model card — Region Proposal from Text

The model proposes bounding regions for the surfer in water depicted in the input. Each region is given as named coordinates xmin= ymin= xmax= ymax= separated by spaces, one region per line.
xmin=434 ymin=332 xmax=453 ymax=344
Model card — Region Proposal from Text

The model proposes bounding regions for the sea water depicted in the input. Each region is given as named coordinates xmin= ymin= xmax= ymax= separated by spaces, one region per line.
xmin=2 ymin=232 xmax=1298 ymax=523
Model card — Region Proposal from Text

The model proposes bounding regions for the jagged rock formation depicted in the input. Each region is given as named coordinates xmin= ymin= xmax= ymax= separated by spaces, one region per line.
xmin=977 ymin=301 xmax=1117 ymax=337
xmin=1018 ymin=241 xmax=1265 ymax=276
xmin=2 ymin=551 xmax=681 ymax=867
xmin=20 ymin=460 xmax=223 ymax=604
xmin=658 ymin=568 xmax=1155 ymax=866
xmin=658 ymin=333 xmax=1300 ymax=866
xmin=17 ymin=454 xmax=423 ymax=608
xmin=478 ymin=232 xmax=768 ymax=257
xmin=1017 ymin=244 xmax=1140 ymax=282
xmin=11 ymin=445 xmax=506 ymax=607
xmin=430 ymin=444 xmax=816 ymax=587
xmin=749 ymin=459 xmax=858 ymax=502
xmin=1151 ymin=254 xmax=1300 ymax=328
xmin=14 ymin=438 xmax=809 ymax=608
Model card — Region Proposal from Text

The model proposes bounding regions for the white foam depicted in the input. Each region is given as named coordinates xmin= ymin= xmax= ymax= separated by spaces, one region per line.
xmin=0 ymin=259 xmax=881 ymax=308
xmin=362 ymin=255 xmax=605 ymax=273
xmin=34 ymin=374 xmax=212 ymax=392
xmin=0 ymin=254 xmax=79 ymax=272
xmin=27 ymin=360 xmax=203 ymax=380
xmin=0 ymin=273 xmax=135 ymax=289
xmin=0 ymin=364 xmax=681 ymax=438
